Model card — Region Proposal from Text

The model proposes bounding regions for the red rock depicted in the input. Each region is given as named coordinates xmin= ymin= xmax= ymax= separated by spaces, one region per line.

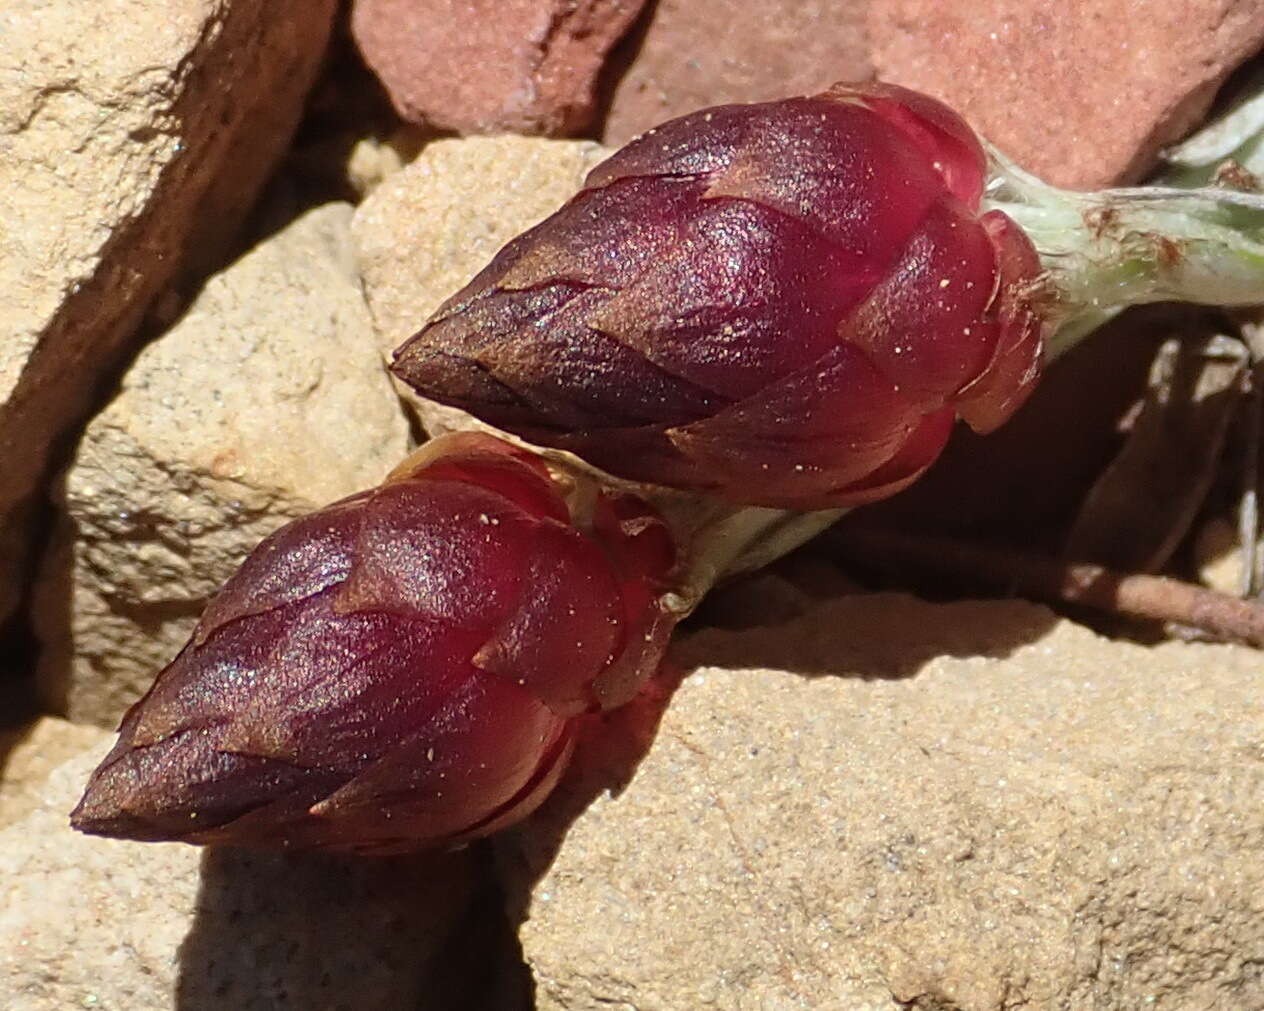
xmin=870 ymin=0 xmax=1264 ymax=188
xmin=601 ymin=0 xmax=872 ymax=146
xmin=351 ymin=0 xmax=646 ymax=135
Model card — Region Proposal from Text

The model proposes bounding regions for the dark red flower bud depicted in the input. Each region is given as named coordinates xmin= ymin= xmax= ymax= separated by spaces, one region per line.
xmin=71 ymin=434 xmax=677 ymax=853
xmin=392 ymin=82 xmax=1045 ymax=509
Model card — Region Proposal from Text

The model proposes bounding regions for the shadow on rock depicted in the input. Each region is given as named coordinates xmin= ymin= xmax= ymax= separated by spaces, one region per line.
xmin=496 ymin=671 xmax=680 ymax=930
xmin=677 ymin=591 xmax=1059 ymax=681
xmin=496 ymin=590 xmax=1060 ymax=934
xmin=176 ymin=845 xmax=479 ymax=1010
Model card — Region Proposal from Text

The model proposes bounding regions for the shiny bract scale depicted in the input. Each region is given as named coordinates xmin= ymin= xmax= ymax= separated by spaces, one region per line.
xmin=72 ymin=434 xmax=677 ymax=854
xmin=393 ymin=82 xmax=1045 ymax=508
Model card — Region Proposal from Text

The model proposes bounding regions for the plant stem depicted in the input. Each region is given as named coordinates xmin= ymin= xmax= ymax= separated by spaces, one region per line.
xmin=984 ymin=147 xmax=1264 ymax=360
xmin=665 ymin=504 xmax=847 ymax=612
xmin=541 ymin=446 xmax=847 ymax=616
xmin=558 ymin=118 xmax=1264 ymax=626
xmin=830 ymin=524 xmax=1264 ymax=647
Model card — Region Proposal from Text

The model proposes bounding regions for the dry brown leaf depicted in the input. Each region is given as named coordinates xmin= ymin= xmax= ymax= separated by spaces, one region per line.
xmin=1064 ymin=330 xmax=1248 ymax=571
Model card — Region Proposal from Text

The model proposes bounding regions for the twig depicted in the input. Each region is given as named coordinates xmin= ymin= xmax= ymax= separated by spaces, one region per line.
xmin=829 ymin=525 xmax=1264 ymax=648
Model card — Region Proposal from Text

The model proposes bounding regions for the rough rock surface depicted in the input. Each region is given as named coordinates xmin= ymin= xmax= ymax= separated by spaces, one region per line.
xmin=351 ymin=0 xmax=645 ymax=135
xmin=0 ymin=718 xmax=104 ymax=830
xmin=0 ymin=0 xmax=336 ymax=626
xmin=870 ymin=0 xmax=1264 ymax=187
xmin=0 ymin=723 xmax=474 ymax=1011
xmin=602 ymin=0 xmax=873 ymax=146
xmin=504 ymin=594 xmax=1264 ymax=1010
xmin=353 ymin=135 xmax=608 ymax=434
xmin=34 ymin=204 xmax=411 ymax=728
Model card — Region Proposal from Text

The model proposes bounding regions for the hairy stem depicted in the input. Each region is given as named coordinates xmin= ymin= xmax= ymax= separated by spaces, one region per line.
xmin=984 ymin=147 xmax=1264 ymax=360
xmin=540 ymin=446 xmax=847 ymax=616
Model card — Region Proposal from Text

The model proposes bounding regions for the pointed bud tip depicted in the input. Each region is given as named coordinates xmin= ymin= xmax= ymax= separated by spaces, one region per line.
xmin=388 ymin=84 xmax=1047 ymax=510
xmin=66 ymin=433 xmax=679 ymax=853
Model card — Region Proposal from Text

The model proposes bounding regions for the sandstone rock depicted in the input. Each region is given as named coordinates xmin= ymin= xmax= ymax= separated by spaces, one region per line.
xmin=345 ymin=128 xmax=428 ymax=199
xmin=870 ymin=0 xmax=1264 ymax=188
xmin=351 ymin=0 xmax=645 ymax=135
xmin=504 ymin=594 xmax=1264 ymax=1010
xmin=0 ymin=733 xmax=475 ymax=1011
xmin=34 ymin=203 xmax=411 ymax=728
xmin=0 ymin=717 xmax=103 ymax=829
xmin=602 ymin=0 xmax=873 ymax=146
xmin=0 ymin=0 xmax=336 ymax=626
xmin=1194 ymin=516 xmax=1244 ymax=595
xmin=352 ymin=135 xmax=608 ymax=435
xmin=694 ymin=553 xmax=862 ymax=630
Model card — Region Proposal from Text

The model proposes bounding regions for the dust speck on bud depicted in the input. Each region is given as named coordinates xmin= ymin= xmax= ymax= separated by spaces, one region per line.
xmin=392 ymin=82 xmax=1045 ymax=509
xmin=71 ymin=434 xmax=678 ymax=854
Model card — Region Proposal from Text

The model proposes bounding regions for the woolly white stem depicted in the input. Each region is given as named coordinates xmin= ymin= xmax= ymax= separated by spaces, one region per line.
xmin=984 ymin=145 xmax=1264 ymax=361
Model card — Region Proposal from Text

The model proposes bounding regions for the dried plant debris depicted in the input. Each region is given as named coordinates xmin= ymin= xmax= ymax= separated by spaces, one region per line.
xmin=831 ymin=524 xmax=1264 ymax=648
xmin=1064 ymin=329 xmax=1248 ymax=573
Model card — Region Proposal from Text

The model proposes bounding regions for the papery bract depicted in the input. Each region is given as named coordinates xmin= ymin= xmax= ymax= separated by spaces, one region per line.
xmin=71 ymin=433 xmax=676 ymax=853
xmin=392 ymin=82 xmax=1045 ymax=508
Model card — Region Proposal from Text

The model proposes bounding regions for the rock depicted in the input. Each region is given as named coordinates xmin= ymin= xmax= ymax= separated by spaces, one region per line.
xmin=0 ymin=718 xmax=104 ymax=829
xmin=0 ymin=0 xmax=336 ymax=626
xmin=869 ymin=0 xmax=1264 ymax=187
xmin=345 ymin=128 xmax=427 ymax=199
xmin=1194 ymin=516 xmax=1245 ymax=595
xmin=694 ymin=553 xmax=862 ymax=630
xmin=351 ymin=0 xmax=646 ymax=135
xmin=0 ymin=732 xmax=475 ymax=1011
xmin=33 ymin=204 xmax=411 ymax=728
xmin=352 ymin=135 xmax=608 ymax=435
xmin=602 ymin=0 xmax=873 ymax=146
xmin=504 ymin=594 xmax=1264 ymax=1010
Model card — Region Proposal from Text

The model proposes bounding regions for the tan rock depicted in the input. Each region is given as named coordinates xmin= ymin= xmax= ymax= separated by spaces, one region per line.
xmin=0 ymin=736 xmax=474 ymax=1011
xmin=0 ymin=0 xmax=336 ymax=625
xmin=0 ymin=717 xmax=103 ymax=829
xmin=602 ymin=0 xmax=873 ymax=146
xmin=870 ymin=0 xmax=1264 ymax=187
xmin=505 ymin=594 xmax=1264 ymax=1010
xmin=351 ymin=0 xmax=646 ymax=135
xmin=345 ymin=128 xmax=427 ymax=199
xmin=34 ymin=203 xmax=411 ymax=728
xmin=1194 ymin=516 xmax=1245 ymax=595
xmin=352 ymin=135 xmax=608 ymax=435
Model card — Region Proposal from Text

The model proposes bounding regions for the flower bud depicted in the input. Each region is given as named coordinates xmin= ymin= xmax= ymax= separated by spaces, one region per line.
xmin=392 ymin=82 xmax=1045 ymax=509
xmin=71 ymin=434 xmax=677 ymax=853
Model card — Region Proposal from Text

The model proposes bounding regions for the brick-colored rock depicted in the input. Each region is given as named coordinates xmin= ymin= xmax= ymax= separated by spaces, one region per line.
xmin=34 ymin=204 xmax=411 ymax=728
xmin=0 ymin=0 xmax=336 ymax=626
xmin=351 ymin=0 xmax=645 ymax=135
xmin=0 ymin=728 xmax=474 ymax=1011
xmin=504 ymin=594 xmax=1264 ymax=1010
xmin=870 ymin=0 xmax=1264 ymax=187
xmin=352 ymin=135 xmax=608 ymax=435
xmin=602 ymin=0 xmax=873 ymax=146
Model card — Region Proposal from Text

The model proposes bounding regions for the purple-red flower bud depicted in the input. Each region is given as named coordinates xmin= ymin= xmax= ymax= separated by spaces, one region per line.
xmin=71 ymin=434 xmax=677 ymax=853
xmin=392 ymin=82 xmax=1045 ymax=509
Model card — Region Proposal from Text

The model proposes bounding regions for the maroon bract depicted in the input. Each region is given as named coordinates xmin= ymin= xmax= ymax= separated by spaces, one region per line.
xmin=71 ymin=433 xmax=677 ymax=854
xmin=392 ymin=82 xmax=1045 ymax=509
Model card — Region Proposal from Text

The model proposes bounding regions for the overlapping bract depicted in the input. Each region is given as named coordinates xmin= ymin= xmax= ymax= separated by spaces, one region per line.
xmin=71 ymin=434 xmax=676 ymax=853
xmin=393 ymin=82 xmax=1045 ymax=508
